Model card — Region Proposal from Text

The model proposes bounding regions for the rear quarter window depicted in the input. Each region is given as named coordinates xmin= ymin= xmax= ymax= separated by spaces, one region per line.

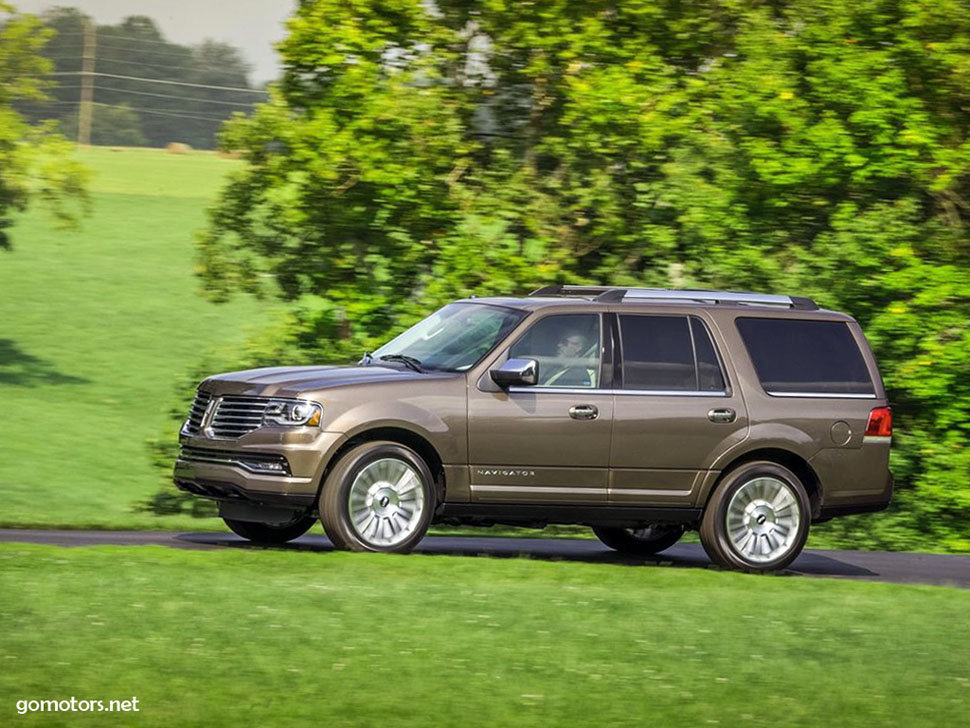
xmin=736 ymin=317 xmax=874 ymax=395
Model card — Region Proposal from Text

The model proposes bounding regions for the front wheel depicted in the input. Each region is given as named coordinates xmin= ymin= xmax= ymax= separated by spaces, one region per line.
xmin=699 ymin=461 xmax=811 ymax=572
xmin=319 ymin=441 xmax=436 ymax=553
xmin=223 ymin=515 xmax=316 ymax=544
xmin=592 ymin=524 xmax=684 ymax=555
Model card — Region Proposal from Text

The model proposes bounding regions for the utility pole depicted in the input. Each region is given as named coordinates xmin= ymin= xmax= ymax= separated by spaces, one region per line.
xmin=77 ymin=18 xmax=96 ymax=147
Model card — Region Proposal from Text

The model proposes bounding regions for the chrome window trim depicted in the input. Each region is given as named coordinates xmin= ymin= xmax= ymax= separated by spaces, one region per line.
xmin=765 ymin=391 xmax=877 ymax=399
xmin=507 ymin=386 xmax=729 ymax=397
xmin=616 ymin=388 xmax=729 ymax=397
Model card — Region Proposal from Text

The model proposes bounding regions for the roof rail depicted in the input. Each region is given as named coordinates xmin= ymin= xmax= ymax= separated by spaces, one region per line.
xmin=529 ymin=284 xmax=619 ymax=299
xmin=528 ymin=285 xmax=818 ymax=310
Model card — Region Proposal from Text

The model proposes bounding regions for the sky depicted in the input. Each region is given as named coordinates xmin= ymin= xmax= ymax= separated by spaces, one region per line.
xmin=13 ymin=0 xmax=296 ymax=84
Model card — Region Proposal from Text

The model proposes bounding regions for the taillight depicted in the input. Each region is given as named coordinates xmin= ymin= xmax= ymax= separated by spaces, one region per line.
xmin=865 ymin=406 xmax=892 ymax=437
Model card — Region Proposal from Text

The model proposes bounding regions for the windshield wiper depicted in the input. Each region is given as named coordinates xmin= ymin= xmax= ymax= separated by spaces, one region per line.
xmin=378 ymin=354 xmax=425 ymax=373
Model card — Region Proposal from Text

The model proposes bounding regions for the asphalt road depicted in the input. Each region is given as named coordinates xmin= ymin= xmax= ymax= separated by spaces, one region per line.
xmin=1 ymin=528 xmax=968 ymax=588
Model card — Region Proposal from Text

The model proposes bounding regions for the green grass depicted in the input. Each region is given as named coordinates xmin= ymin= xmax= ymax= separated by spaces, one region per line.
xmin=0 ymin=544 xmax=968 ymax=727
xmin=0 ymin=147 xmax=271 ymax=530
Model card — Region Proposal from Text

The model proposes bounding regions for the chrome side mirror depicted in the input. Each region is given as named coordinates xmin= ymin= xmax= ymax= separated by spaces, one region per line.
xmin=490 ymin=358 xmax=539 ymax=388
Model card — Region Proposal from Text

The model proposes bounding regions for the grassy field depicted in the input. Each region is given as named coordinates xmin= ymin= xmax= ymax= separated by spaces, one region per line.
xmin=0 ymin=147 xmax=270 ymax=530
xmin=0 ymin=543 xmax=968 ymax=727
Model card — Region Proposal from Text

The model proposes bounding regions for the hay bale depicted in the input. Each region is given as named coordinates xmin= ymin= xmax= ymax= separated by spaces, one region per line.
xmin=166 ymin=142 xmax=192 ymax=154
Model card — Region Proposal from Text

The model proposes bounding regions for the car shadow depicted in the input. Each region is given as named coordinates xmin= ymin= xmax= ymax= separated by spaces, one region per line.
xmin=175 ymin=532 xmax=878 ymax=579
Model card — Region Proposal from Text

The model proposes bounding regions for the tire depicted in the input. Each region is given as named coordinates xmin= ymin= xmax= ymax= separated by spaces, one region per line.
xmin=223 ymin=514 xmax=316 ymax=544
xmin=700 ymin=460 xmax=811 ymax=572
xmin=592 ymin=524 xmax=684 ymax=555
xmin=319 ymin=441 xmax=436 ymax=553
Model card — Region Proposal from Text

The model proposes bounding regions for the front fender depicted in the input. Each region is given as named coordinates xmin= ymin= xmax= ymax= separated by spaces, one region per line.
xmin=323 ymin=399 xmax=462 ymax=464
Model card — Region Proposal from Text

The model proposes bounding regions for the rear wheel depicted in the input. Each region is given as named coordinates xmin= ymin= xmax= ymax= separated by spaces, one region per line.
xmin=320 ymin=441 xmax=436 ymax=553
xmin=223 ymin=515 xmax=316 ymax=544
xmin=700 ymin=461 xmax=810 ymax=572
xmin=592 ymin=524 xmax=684 ymax=555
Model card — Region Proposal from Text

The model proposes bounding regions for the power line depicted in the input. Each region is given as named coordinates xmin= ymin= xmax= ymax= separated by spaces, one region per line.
xmin=52 ymin=55 xmax=241 ymax=75
xmin=91 ymin=85 xmax=257 ymax=107
xmin=47 ymin=54 xmax=185 ymax=69
xmin=38 ymin=83 xmax=256 ymax=107
xmin=55 ymin=31 xmax=190 ymax=47
xmin=93 ymin=101 xmax=230 ymax=122
xmin=53 ymin=99 xmax=235 ymax=123
xmin=48 ymin=53 xmax=252 ymax=77
xmin=48 ymin=71 xmax=268 ymax=94
xmin=95 ymin=42 xmax=198 ymax=58
xmin=49 ymin=41 xmax=245 ymax=66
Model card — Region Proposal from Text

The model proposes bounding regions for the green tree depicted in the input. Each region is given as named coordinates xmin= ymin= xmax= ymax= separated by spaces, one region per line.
xmin=61 ymin=103 xmax=145 ymax=146
xmin=0 ymin=1 xmax=87 ymax=249
xmin=25 ymin=9 xmax=261 ymax=149
xmin=196 ymin=0 xmax=970 ymax=551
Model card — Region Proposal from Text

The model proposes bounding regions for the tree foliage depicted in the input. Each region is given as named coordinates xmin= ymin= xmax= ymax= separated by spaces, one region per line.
xmin=199 ymin=0 xmax=970 ymax=551
xmin=0 ymin=1 xmax=88 ymax=249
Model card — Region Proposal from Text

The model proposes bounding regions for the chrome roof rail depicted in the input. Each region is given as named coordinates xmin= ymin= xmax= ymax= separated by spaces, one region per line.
xmin=528 ymin=285 xmax=818 ymax=310
xmin=529 ymin=285 xmax=617 ymax=298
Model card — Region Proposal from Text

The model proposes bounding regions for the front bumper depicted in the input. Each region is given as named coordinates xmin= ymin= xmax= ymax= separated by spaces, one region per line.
xmin=173 ymin=428 xmax=345 ymax=505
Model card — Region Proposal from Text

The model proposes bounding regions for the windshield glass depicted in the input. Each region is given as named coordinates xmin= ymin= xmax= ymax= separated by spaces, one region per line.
xmin=372 ymin=303 xmax=526 ymax=372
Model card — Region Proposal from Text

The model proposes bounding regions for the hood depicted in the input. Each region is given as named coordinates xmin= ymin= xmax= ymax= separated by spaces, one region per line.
xmin=201 ymin=364 xmax=458 ymax=398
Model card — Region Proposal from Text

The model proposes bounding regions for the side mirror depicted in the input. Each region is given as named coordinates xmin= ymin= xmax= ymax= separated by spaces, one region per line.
xmin=490 ymin=358 xmax=539 ymax=388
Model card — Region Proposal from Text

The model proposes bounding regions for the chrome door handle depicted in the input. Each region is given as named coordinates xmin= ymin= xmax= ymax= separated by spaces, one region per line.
xmin=708 ymin=408 xmax=736 ymax=423
xmin=569 ymin=404 xmax=599 ymax=420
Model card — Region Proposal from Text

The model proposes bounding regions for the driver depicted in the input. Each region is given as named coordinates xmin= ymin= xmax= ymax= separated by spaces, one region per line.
xmin=545 ymin=331 xmax=595 ymax=387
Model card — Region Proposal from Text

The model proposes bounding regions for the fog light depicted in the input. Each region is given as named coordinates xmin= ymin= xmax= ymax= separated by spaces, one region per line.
xmin=241 ymin=459 xmax=287 ymax=473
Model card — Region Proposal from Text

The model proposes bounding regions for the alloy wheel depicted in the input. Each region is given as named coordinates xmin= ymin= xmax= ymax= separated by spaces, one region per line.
xmin=347 ymin=457 xmax=426 ymax=547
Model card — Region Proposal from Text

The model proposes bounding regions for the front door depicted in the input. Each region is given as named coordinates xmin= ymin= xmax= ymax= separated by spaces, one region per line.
xmin=467 ymin=312 xmax=613 ymax=503
xmin=609 ymin=313 xmax=749 ymax=505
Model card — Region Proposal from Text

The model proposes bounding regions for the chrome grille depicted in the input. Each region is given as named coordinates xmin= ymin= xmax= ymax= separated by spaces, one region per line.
xmin=182 ymin=390 xmax=212 ymax=436
xmin=209 ymin=395 xmax=273 ymax=438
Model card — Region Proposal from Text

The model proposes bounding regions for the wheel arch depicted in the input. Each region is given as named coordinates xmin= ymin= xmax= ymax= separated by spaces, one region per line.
xmin=314 ymin=426 xmax=446 ymax=505
xmin=700 ymin=448 xmax=822 ymax=518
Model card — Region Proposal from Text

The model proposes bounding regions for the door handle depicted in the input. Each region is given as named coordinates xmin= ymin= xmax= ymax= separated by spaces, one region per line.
xmin=569 ymin=404 xmax=599 ymax=420
xmin=708 ymin=408 xmax=736 ymax=423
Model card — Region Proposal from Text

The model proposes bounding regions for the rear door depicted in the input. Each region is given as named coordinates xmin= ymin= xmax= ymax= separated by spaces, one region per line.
xmin=608 ymin=312 xmax=749 ymax=505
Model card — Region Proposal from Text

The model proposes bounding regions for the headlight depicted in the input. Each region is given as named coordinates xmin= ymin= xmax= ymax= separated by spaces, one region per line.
xmin=262 ymin=400 xmax=322 ymax=427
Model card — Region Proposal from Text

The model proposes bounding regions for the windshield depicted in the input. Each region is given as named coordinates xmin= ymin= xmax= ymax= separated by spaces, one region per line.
xmin=372 ymin=303 xmax=526 ymax=372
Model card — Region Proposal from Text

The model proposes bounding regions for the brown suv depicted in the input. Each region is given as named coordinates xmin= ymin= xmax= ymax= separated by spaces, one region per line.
xmin=174 ymin=286 xmax=893 ymax=571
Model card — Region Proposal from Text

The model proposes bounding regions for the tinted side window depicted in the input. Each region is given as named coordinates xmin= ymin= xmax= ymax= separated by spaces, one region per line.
xmin=509 ymin=314 xmax=601 ymax=388
xmin=619 ymin=315 xmax=695 ymax=390
xmin=736 ymin=318 xmax=874 ymax=395
xmin=690 ymin=316 xmax=726 ymax=391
